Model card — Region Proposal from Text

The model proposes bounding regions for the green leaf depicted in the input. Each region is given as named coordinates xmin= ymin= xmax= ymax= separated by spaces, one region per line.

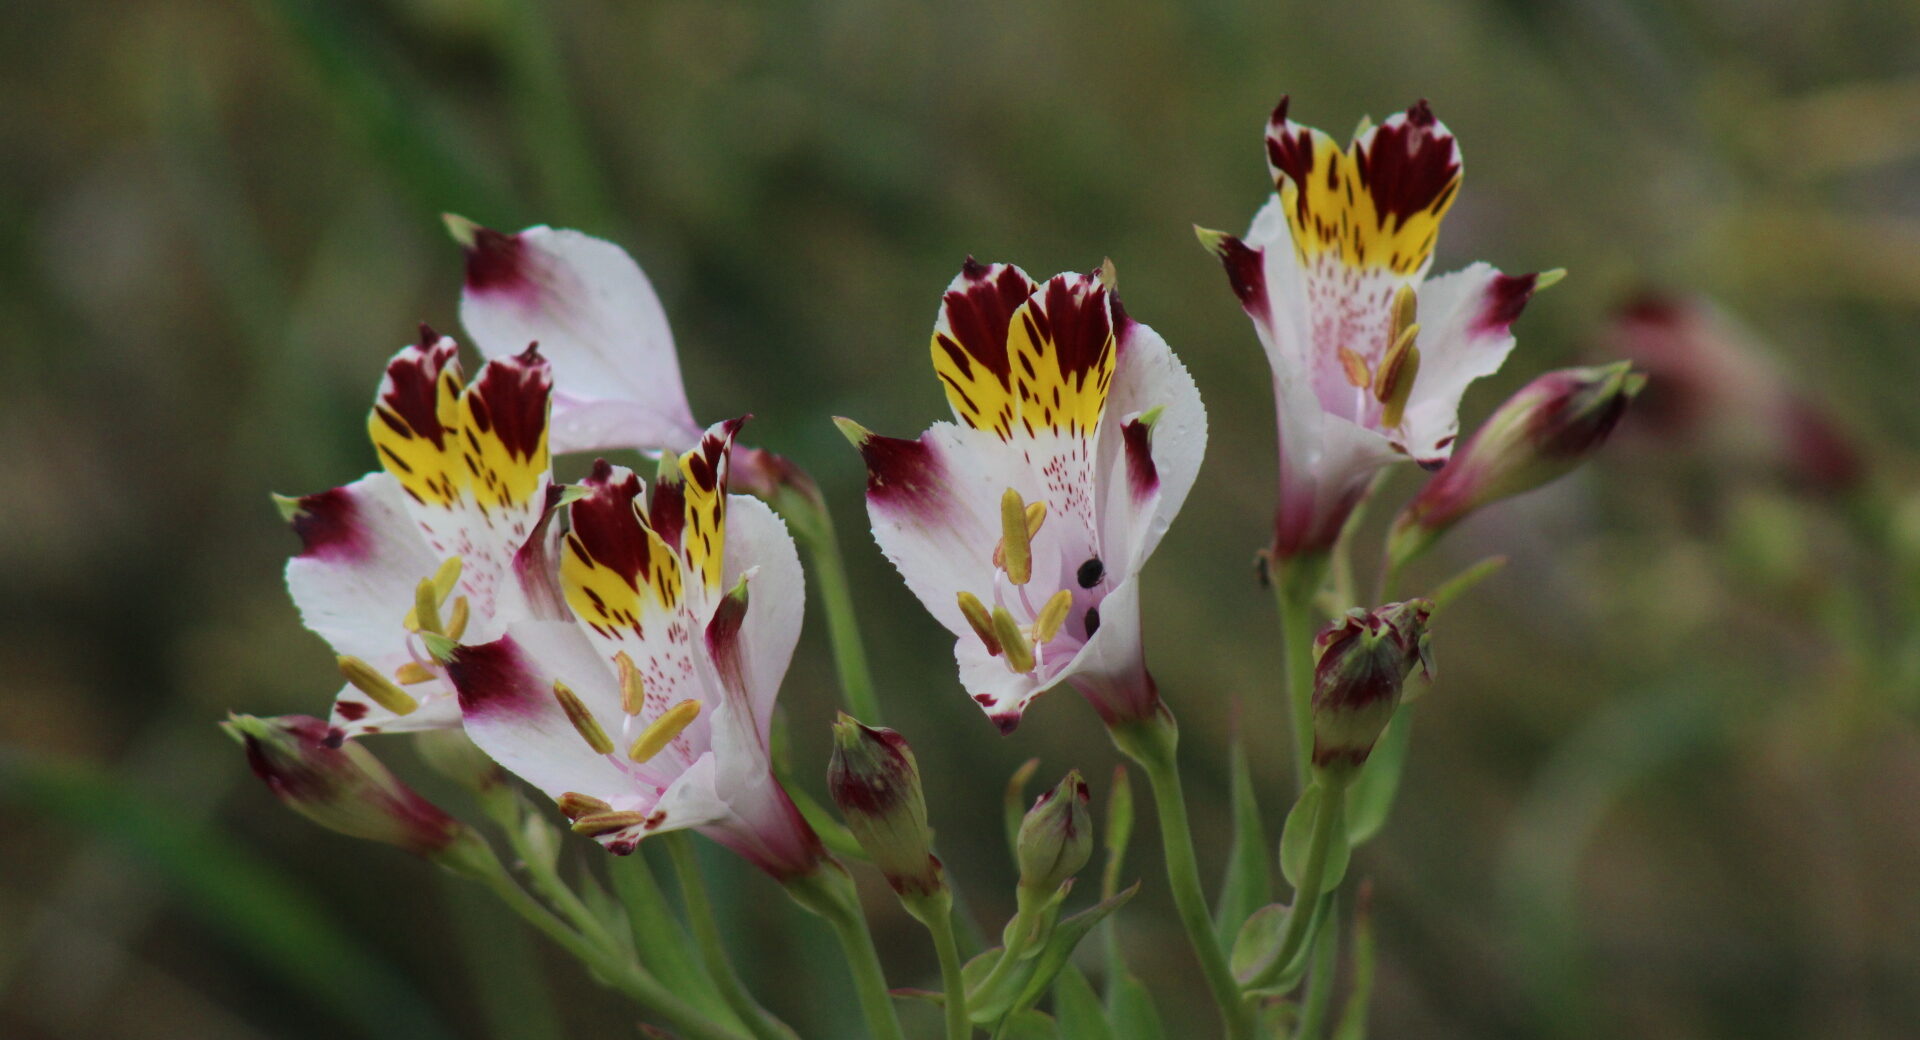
xmin=1213 ymin=739 xmax=1271 ymax=941
xmin=1428 ymin=554 xmax=1508 ymax=612
xmin=0 ymin=751 xmax=456 ymax=1040
xmin=1052 ymin=965 xmax=1114 ymax=1040
xmin=995 ymin=1008 xmax=1060 ymax=1040
xmin=1007 ymin=883 xmax=1141 ymax=1019
xmin=1333 ymin=884 xmax=1378 ymax=1040
xmin=1231 ymin=896 xmax=1329 ymax=991
xmin=1345 ymin=708 xmax=1413 ymax=846
xmin=607 ymin=850 xmax=729 ymax=1016
xmin=1107 ymin=973 xmax=1164 ymax=1040
xmin=1279 ymin=784 xmax=1350 ymax=891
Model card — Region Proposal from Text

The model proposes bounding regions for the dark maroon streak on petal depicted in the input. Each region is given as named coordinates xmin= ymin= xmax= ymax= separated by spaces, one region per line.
xmin=990 ymin=710 xmax=1023 ymax=735
xmin=704 ymin=589 xmax=750 ymax=699
xmin=466 ymin=347 xmax=552 ymax=461
xmin=375 ymin=339 xmax=459 ymax=448
xmin=446 ymin=637 xmax=549 ymax=721
xmin=856 ymin=432 xmax=952 ymax=522
xmin=936 ymin=260 xmax=1038 ymax=390
xmin=1266 ymin=96 xmax=1320 ymax=191
xmin=1123 ymin=418 xmax=1159 ymax=501
xmin=1351 ymin=100 xmax=1460 ymax=226
xmin=568 ymin=462 xmax=652 ymax=589
xmin=515 ymin=482 xmax=572 ymax=620
xmin=1473 ymin=273 xmax=1538 ymax=337
xmin=289 ymin=486 xmax=366 ymax=560
xmin=335 ymin=701 xmax=369 ymax=722
xmin=1033 ymin=275 xmax=1113 ymax=382
xmin=1210 ymin=234 xmax=1269 ymax=322
xmin=463 ymin=226 xmax=530 ymax=294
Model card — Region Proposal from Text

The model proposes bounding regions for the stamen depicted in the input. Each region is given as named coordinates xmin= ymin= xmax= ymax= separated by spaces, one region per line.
xmin=571 ymin=810 xmax=650 ymax=837
xmin=628 ymin=701 xmax=702 ymax=763
xmin=992 ymin=606 xmax=1035 ymax=673
xmin=1000 ymin=489 xmax=1033 ymax=585
xmin=338 ymin=655 xmax=419 ymax=716
xmin=431 ymin=556 xmax=464 ymax=602
xmin=993 ymin=503 xmax=1047 ymax=571
xmin=552 ymin=680 xmax=614 ymax=755
xmin=408 ymin=577 xmax=443 ymax=635
xmin=1034 ymin=589 xmax=1074 ymax=643
xmin=557 ymin=792 xmax=612 ymax=821
xmin=444 ymin=596 xmax=471 ymax=641
xmin=613 ymin=652 xmax=647 ymax=716
xmin=1390 ymin=284 xmax=1418 ymax=342
xmin=394 ymin=661 xmax=436 ymax=685
xmin=1374 ymin=323 xmax=1422 ymax=428
xmin=957 ymin=591 xmax=1003 ymax=656
xmin=1338 ymin=346 xmax=1371 ymax=389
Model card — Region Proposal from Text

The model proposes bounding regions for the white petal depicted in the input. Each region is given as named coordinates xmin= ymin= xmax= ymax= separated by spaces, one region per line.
xmin=459 ymin=226 xmax=702 ymax=455
xmin=285 ymin=472 xmax=437 ymax=665
xmin=716 ymin=495 xmax=804 ymax=739
xmin=447 ymin=620 xmax=634 ymax=800
xmin=327 ymin=682 xmax=461 ymax=738
xmin=1398 ymin=263 xmax=1535 ymax=464
xmin=1096 ymin=317 xmax=1206 ymax=576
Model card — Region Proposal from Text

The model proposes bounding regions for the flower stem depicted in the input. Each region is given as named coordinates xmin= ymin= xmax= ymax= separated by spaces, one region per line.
xmin=664 ymin=834 xmax=801 ymax=1040
xmin=1110 ymin=712 xmax=1255 ymax=1040
xmin=1262 ymin=778 xmax=1346 ymax=988
xmin=789 ymin=496 xmax=884 ymax=723
xmin=785 ymin=864 xmax=908 ymax=1040
xmin=908 ymin=893 xmax=974 ymax=1040
xmin=1273 ymin=559 xmax=1326 ymax=794
xmin=471 ymin=855 xmax=750 ymax=1040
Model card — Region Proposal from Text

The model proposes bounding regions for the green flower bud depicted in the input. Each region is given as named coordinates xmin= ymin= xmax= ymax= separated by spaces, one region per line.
xmin=1016 ymin=771 xmax=1092 ymax=893
xmin=1311 ymin=601 xmax=1435 ymax=780
xmin=223 ymin=714 xmax=491 ymax=875
xmin=1389 ymin=362 xmax=1644 ymax=571
xmin=827 ymin=714 xmax=943 ymax=897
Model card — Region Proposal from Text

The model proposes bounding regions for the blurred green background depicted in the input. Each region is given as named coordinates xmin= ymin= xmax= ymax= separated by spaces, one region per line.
xmin=4 ymin=0 xmax=1919 ymax=1037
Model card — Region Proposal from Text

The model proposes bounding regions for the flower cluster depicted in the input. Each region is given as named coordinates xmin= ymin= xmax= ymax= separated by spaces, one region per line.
xmin=231 ymin=95 xmax=1642 ymax=1040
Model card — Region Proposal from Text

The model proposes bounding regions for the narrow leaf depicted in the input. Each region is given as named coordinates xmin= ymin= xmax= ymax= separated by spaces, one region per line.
xmin=1107 ymin=973 xmax=1164 ymax=1040
xmin=1279 ymin=785 xmax=1350 ymax=891
xmin=1052 ymin=965 xmax=1114 ymax=1040
xmin=1213 ymin=738 xmax=1270 ymax=941
xmin=1344 ymin=708 xmax=1413 ymax=846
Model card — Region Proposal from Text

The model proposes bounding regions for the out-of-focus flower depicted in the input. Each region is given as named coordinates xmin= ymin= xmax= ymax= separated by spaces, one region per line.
xmin=1311 ymin=601 xmax=1434 ymax=777
xmin=828 ymin=715 xmax=943 ymax=898
xmin=1199 ymin=98 xmax=1549 ymax=560
xmin=1387 ymin=363 xmax=1645 ymax=570
xmin=223 ymin=713 xmax=490 ymax=872
xmin=1015 ymin=771 xmax=1093 ymax=894
xmin=281 ymin=334 xmax=561 ymax=740
xmin=443 ymin=420 xmax=823 ymax=879
xmin=840 ymin=261 xmax=1206 ymax=731
xmin=1604 ymin=295 xmax=1863 ymax=492
xmin=446 ymin=217 xmax=797 ymax=499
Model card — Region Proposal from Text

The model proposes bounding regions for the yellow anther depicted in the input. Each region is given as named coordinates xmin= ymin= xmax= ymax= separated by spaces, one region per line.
xmin=444 ymin=596 xmax=470 ymax=641
xmin=1034 ymin=589 xmax=1074 ymax=644
xmin=394 ymin=661 xmax=436 ymax=685
xmin=628 ymin=700 xmax=702 ymax=764
xmin=337 ymin=655 xmax=419 ymax=716
xmin=571 ymin=810 xmax=650 ymax=837
xmin=557 ymin=791 xmax=612 ymax=821
xmin=1000 ymin=489 xmax=1033 ymax=585
xmin=432 ymin=556 xmax=464 ymax=601
xmin=1390 ymin=284 xmax=1418 ymax=342
xmin=957 ymin=591 xmax=1002 ymax=656
xmin=992 ymin=606 xmax=1035 ymax=673
xmin=408 ymin=577 xmax=443 ymax=635
xmin=1375 ymin=325 xmax=1422 ymax=429
xmin=552 ymin=680 xmax=614 ymax=755
xmin=1024 ymin=501 xmax=1047 ymax=538
xmin=613 ymin=652 xmax=647 ymax=716
xmin=1338 ymin=346 xmax=1372 ymax=389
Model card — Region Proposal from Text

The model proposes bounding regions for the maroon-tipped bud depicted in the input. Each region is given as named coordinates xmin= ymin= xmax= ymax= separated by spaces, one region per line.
xmin=1388 ymin=362 xmax=1644 ymax=570
xmin=223 ymin=714 xmax=490 ymax=873
xmin=1311 ymin=601 xmax=1435 ymax=778
xmin=1016 ymin=771 xmax=1093 ymax=894
xmin=828 ymin=714 xmax=943 ymax=898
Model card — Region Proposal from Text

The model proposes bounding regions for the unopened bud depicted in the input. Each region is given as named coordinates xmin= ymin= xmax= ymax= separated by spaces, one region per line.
xmin=1016 ymin=771 xmax=1092 ymax=893
xmin=1389 ymin=362 xmax=1644 ymax=570
xmin=1310 ymin=601 xmax=1435 ymax=778
xmin=222 ymin=714 xmax=488 ymax=872
xmin=828 ymin=715 xmax=943 ymax=898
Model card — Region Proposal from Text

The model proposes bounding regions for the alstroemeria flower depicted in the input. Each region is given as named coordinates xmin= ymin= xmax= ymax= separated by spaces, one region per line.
xmin=443 ymin=421 xmax=823 ymax=879
xmin=1199 ymin=98 xmax=1546 ymax=559
xmin=448 ymin=218 xmax=800 ymax=499
xmin=842 ymin=262 xmax=1206 ymax=732
xmin=282 ymin=331 xmax=560 ymax=739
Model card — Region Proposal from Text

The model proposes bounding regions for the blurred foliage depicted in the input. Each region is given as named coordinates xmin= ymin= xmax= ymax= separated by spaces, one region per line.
xmin=3 ymin=0 xmax=1919 ymax=1037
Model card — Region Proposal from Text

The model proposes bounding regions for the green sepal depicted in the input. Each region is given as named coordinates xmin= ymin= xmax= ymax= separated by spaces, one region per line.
xmin=1231 ymin=895 xmax=1330 ymax=990
xmin=1280 ymin=783 xmax=1350 ymax=891
xmin=1345 ymin=707 xmax=1412 ymax=846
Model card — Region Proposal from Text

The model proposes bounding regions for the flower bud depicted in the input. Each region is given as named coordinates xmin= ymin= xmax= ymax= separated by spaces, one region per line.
xmin=223 ymin=714 xmax=490 ymax=873
xmin=1016 ymin=771 xmax=1092 ymax=894
xmin=1388 ymin=363 xmax=1644 ymax=570
xmin=1311 ymin=601 xmax=1435 ymax=779
xmin=827 ymin=715 xmax=943 ymax=898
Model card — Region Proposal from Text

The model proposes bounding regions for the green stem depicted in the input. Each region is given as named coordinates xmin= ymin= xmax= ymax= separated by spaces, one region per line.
xmin=785 ymin=865 xmax=908 ymax=1040
xmin=1293 ymin=899 xmax=1342 ymax=1040
xmin=499 ymin=803 xmax=623 ymax=956
xmin=1273 ymin=560 xmax=1325 ymax=794
xmin=1263 ymin=780 xmax=1346 ymax=988
xmin=789 ymin=497 xmax=884 ymax=723
xmin=472 ymin=858 xmax=750 ymax=1040
xmin=1111 ymin=714 xmax=1255 ymax=1040
xmin=666 ymin=834 xmax=802 ymax=1040
xmin=910 ymin=894 xmax=974 ymax=1040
